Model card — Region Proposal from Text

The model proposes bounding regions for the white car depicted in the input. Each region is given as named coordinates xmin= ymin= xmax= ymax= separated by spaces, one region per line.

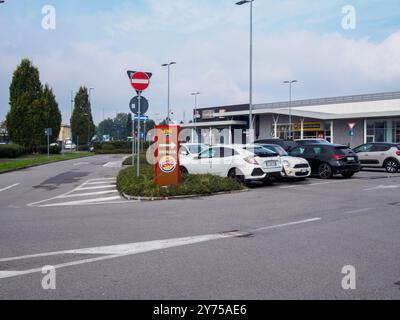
xmin=180 ymin=143 xmax=207 ymax=159
xmin=64 ymin=140 xmax=76 ymax=150
xmin=257 ymin=144 xmax=311 ymax=179
xmin=180 ymin=144 xmax=283 ymax=184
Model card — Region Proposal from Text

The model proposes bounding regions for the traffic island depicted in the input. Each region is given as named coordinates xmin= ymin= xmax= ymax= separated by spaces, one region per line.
xmin=117 ymin=166 xmax=247 ymax=201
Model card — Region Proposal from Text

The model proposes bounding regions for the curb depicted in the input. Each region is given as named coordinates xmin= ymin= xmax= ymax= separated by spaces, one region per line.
xmin=120 ymin=188 xmax=249 ymax=202
xmin=0 ymin=154 xmax=95 ymax=175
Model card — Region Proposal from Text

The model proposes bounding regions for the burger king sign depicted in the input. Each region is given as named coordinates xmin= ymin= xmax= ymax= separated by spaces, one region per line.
xmin=159 ymin=155 xmax=177 ymax=174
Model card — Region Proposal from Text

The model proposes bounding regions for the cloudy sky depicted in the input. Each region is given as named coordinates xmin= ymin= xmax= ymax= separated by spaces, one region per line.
xmin=0 ymin=0 xmax=399 ymax=124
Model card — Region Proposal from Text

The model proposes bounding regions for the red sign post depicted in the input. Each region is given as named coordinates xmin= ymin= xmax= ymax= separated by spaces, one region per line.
xmin=154 ymin=125 xmax=181 ymax=186
xmin=130 ymin=71 xmax=150 ymax=92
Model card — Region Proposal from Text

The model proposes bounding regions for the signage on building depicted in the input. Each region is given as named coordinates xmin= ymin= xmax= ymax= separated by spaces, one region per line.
xmin=202 ymin=110 xmax=215 ymax=119
xmin=154 ymin=125 xmax=181 ymax=186
xmin=293 ymin=122 xmax=324 ymax=132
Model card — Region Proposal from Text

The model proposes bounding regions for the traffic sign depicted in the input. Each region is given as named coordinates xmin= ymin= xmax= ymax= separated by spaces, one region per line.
xmin=44 ymin=128 xmax=53 ymax=136
xmin=348 ymin=122 xmax=356 ymax=130
xmin=130 ymin=71 xmax=150 ymax=92
xmin=129 ymin=96 xmax=149 ymax=115
xmin=134 ymin=116 xmax=149 ymax=121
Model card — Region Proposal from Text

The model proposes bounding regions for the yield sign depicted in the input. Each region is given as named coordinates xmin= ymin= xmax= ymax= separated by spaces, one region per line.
xmin=128 ymin=71 xmax=151 ymax=92
xmin=348 ymin=122 xmax=356 ymax=130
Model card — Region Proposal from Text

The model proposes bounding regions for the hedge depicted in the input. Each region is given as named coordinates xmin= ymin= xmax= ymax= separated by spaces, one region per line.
xmin=0 ymin=144 xmax=25 ymax=158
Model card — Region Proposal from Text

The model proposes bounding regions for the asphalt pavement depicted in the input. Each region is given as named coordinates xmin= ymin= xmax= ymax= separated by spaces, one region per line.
xmin=0 ymin=155 xmax=400 ymax=299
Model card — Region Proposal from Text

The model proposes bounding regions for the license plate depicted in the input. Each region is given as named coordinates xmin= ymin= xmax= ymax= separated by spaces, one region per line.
xmin=301 ymin=169 xmax=308 ymax=173
xmin=347 ymin=157 xmax=355 ymax=162
xmin=265 ymin=161 xmax=277 ymax=167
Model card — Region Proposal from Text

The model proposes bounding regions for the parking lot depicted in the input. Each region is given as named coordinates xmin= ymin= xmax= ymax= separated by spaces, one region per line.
xmin=1 ymin=156 xmax=400 ymax=300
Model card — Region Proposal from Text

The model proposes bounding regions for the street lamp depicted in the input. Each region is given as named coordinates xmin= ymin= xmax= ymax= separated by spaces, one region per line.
xmin=236 ymin=0 xmax=254 ymax=142
xmin=161 ymin=62 xmax=176 ymax=125
xmin=88 ymin=88 xmax=94 ymax=144
xmin=191 ymin=92 xmax=200 ymax=142
xmin=283 ymin=80 xmax=298 ymax=140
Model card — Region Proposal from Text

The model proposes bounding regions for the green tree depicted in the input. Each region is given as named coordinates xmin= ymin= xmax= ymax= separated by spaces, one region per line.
xmin=126 ymin=113 xmax=133 ymax=139
xmin=6 ymin=59 xmax=61 ymax=148
xmin=97 ymin=118 xmax=114 ymax=138
xmin=71 ymin=87 xmax=96 ymax=145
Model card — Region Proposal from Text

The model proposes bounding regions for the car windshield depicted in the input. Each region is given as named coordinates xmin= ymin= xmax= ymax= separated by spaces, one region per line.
xmin=187 ymin=145 xmax=206 ymax=154
xmin=244 ymin=147 xmax=278 ymax=157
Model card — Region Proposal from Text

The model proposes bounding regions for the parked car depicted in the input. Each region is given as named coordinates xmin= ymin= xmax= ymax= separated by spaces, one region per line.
xmin=353 ymin=143 xmax=400 ymax=173
xmin=180 ymin=144 xmax=283 ymax=185
xmin=295 ymin=139 xmax=330 ymax=146
xmin=255 ymin=139 xmax=298 ymax=151
xmin=179 ymin=143 xmax=207 ymax=159
xmin=256 ymin=144 xmax=311 ymax=179
xmin=64 ymin=140 xmax=76 ymax=150
xmin=289 ymin=144 xmax=361 ymax=179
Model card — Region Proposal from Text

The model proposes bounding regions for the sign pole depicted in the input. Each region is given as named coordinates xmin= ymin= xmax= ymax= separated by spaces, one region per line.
xmin=47 ymin=130 xmax=50 ymax=158
xmin=137 ymin=91 xmax=141 ymax=177
xmin=132 ymin=116 xmax=135 ymax=172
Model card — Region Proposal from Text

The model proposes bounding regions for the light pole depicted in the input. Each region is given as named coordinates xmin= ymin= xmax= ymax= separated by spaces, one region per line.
xmin=236 ymin=0 xmax=254 ymax=142
xmin=191 ymin=92 xmax=200 ymax=142
xmin=162 ymin=62 xmax=176 ymax=125
xmin=283 ymin=80 xmax=298 ymax=140
xmin=88 ymin=87 xmax=94 ymax=144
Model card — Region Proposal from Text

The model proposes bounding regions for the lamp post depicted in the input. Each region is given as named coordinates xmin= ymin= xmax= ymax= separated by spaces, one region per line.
xmin=162 ymin=62 xmax=176 ymax=125
xmin=88 ymin=87 xmax=94 ymax=144
xmin=283 ymin=80 xmax=298 ymax=140
xmin=191 ymin=92 xmax=200 ymax=142
xmin=236 ymin=0 xmax=254 ymax=142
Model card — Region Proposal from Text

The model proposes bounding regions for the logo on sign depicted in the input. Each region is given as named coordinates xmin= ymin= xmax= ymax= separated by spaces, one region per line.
xmin=159 ymin=155 xmax=177 ymax=174
xmin=163 ymin=129 xmax=172 ymax=138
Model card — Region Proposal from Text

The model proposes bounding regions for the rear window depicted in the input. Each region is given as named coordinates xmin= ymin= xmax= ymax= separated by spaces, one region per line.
xmin=334 ymin=146 xmax=353 ymax=155
xmin=397 ymin=145 xmax=400 ymax=150
xmin=244 ymin=147 xmax=278 ymax=157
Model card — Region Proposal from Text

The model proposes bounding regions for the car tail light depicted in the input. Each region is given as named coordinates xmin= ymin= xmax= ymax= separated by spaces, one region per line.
xmin=332 ymin=154 xmax=346 ymax=160
xmin=244 ymin=156 xmax=259 ymax=165
xmin=396 ymin=151 xmax=400 ymax=156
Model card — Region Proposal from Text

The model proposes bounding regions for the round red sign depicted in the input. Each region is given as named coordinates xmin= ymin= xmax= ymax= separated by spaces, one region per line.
xmin=131 ymin=72 xmax=150 ymax=91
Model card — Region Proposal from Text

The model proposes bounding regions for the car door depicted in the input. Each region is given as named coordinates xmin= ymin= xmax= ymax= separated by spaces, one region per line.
xmin=370 ymin=144 xmax=390 ymax=167
xmin=305 ymin=146 xmax=323 ymax=172
xmin=192 ymin=148 xmax=214 ymax=174
xmin=354 ymin=144 xmax=374 ymax=165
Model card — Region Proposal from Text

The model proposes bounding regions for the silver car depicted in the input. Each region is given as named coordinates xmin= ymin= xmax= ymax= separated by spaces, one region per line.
xmin=354 ymin=143 xmax=400 ymax=173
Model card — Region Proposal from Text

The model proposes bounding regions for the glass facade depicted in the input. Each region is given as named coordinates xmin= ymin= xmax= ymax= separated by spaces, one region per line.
xmin=273 ymin=121 xmax=332 ymax=142
xmin=366 ymin=119 xmax=400 ymax=143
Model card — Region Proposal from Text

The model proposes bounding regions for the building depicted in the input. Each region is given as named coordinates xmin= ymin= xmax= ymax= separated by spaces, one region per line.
xmin=182 ymin=91 xmax=400 ymax=147
xmin=58 ymin=124 xmax=71 ymax=142
xmin=0 ymin=121 xmax=9 ymax=144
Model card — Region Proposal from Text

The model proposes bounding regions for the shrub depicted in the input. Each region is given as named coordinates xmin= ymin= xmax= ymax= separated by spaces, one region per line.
xmin=117 ymin=167 xmax=245 ymax=198
xmin=0 ymin=144 xmax=26 ymax=158
xmin=36 ymin=145 xmax=62 ymax=155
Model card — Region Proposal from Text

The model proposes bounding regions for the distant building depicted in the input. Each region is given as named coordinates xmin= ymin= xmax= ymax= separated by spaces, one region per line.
xmin=183 ymin=91 xmax=400 ymax=148
xmin=58 ymin=124 xmax=71 ymax=142
xmin=0 ymin=121 xmax=9 ymax=143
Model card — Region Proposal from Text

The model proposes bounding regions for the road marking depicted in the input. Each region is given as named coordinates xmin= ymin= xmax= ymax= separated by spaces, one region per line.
xmin=60 ymin=190 xmax=119 ymax=198
xmin=76 ymin=185 xmax=116 ymax=191
xmin=37 ymin=196 xmax=122 ymax=207
xmin=73 ymin=162 xmax=89 ymax=166
xmin=254 ymin=218 xmax=321 ymax=232
xmin=280 ymin=179 xmax=361 ymax=189
xmin=0 ymin=183 xmax=20 ymax=193
xmin=364 ymin=185 xmax=399 ymax=191
xmin=103 ymin=161 xmax=123 ymax=168
xmin=0 ymin=218 xmax=321 ymax=280
xmin=85 ymin=181 xmax=116 ymax=185
xmin=344 ymin=208 xmax=375 ymax=214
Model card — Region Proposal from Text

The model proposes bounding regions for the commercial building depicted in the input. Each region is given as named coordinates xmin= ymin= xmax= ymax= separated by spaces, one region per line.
xmin=0 ymin=121 xmax=9 ymax=143
xmin=182 ymin=91 xmax=400 ymax=148
xmin=58 ymin=124 xmax=71 ymax=142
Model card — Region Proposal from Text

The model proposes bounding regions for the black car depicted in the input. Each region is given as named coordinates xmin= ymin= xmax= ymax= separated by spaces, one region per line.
xmin=255 ymin=139 xmax=298 ymax=152
xmin=289 ymin=144 xmax=361 ymax=179
xmin=295 ymin=139 xmax=330 ymax=146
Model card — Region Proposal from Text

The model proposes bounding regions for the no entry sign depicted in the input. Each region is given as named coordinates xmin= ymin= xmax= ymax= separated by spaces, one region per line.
xmin=130 ymin=72 xmax=150 ymax=92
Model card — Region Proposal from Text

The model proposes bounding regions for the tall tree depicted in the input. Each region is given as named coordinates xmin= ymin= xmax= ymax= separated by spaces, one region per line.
xmin=71 ymin=87 xmax=96 ymax=145
xmin=6 ymin=59 xmax=42 ymax=147
xmin=6 ymin=59 xmax=61 ymax=147
xmin=126 ymin=113 xmax=133 ymax=139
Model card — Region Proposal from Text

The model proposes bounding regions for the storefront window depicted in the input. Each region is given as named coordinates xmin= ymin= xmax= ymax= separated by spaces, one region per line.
xmin=366 ymin=119 xmax=400 ymax=143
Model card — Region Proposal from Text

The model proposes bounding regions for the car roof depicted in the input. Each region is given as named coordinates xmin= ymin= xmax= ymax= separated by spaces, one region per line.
xmin=294 ymin=143 xmax=348 ymax=148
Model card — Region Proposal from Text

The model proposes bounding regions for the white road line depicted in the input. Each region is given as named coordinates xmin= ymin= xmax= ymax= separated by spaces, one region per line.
xmin=0 ymin=217 xmax=321 ymax=281
xmin=103 ymin=161 xmax=122 ymax=168
xmin=255 ymin=218 xmax=321 ymax=232
xmin=84 ymin=181 xmax=116 ymax=185
xmin=76 ymin=185 xmax=116 ymax=191
xmin=73 ymin=162 xmax=89 ymax=166
xmin=87 ymin=177 xmax=116 ymax=181
xmin=344 ymin=208 xmax=375 ymax=214
xmin=280 ymin=179 xmax=361 ymax=189
xmin=0 ymin=183 xmax=20 ymax=193
xmin=364 ymin=185 xmax=399 ymax=191
xmin=60 ymin=190 xmax=119 ymax=198
xmin=37 ymin=196 xmax=122 ymax=207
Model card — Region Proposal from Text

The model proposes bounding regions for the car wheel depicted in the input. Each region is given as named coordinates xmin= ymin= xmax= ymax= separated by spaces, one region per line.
xmin=318 ymin=163 xmax=333 ymax=179
xmin=384 ymin=159 xmax=399 ymax=173
xmin=228 ymin=168 xmax=244 ymax=183
xmin=180 ymin=166 xmax=188 ymax=175
xmin=341 ymin=172 xmax=355 ymax=179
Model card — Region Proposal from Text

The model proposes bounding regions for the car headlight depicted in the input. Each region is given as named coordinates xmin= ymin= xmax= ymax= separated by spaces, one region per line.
xmin=283 ymin=160 xmax=291 ymax=167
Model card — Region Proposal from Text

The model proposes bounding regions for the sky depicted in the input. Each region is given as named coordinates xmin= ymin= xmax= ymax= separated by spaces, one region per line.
xmin=0 ymin=0 xmax=400 ymax=125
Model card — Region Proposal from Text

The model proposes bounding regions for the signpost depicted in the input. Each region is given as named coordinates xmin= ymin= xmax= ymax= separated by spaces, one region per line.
xmin=44 ymin=128 xmax=53 ymax=158
xmin=154 ymin=125 xmax=181 ymax=186
xmin=127 ymin=70 xmax=152 ymax=177
xmin=348 ymin=122 xmax=356 ymax=146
